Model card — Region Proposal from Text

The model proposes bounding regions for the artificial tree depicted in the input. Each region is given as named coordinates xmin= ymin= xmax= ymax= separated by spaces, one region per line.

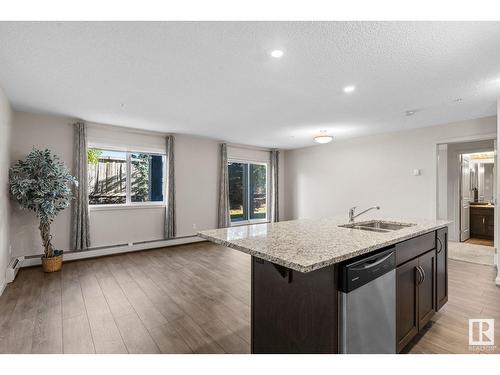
xmin=9 ymin=148 xmax=77 ymax=259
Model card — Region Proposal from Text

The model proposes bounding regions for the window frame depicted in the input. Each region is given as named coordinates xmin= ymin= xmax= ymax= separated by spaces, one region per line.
xmin=227 ymin=158 xmax=269 ymax=226
xmin=88 ymin=146 xmax=167 ymax=210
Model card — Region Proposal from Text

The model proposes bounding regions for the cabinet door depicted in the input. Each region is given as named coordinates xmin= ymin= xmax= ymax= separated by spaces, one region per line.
xmin=436 ymin=228 xmax=448 ymax=311
xmin=418 ymin=250 xmax=436 ymax=328
xmin=486 ymin=212 xmax=495 ymax=238
xmin=396 ymin=258 xmax=419 ymax=352
xmin=470 ymin=213 xmax=484 ymax=236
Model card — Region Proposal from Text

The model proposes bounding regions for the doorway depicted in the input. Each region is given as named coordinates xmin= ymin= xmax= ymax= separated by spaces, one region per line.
xmin=460 ymin=151 xmax=495 ymax=247
xmin=436 ymin=139 xmax=496 ymax=266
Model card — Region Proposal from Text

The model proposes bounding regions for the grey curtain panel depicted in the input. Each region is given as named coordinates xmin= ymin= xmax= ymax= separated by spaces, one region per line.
xmin=71 ymin=121 xmax=91 ymax=250
xmin=217 ymin=143 xmax=230 ymax=228
xmin=165 ymin=135 xmax=176 ymax=239
xmin=269 ymin=149 xmax=280 ymax=222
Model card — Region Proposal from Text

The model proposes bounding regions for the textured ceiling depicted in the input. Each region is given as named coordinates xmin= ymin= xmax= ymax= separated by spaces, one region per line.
xmin=0 ymin=21 xmax=499 ymax=149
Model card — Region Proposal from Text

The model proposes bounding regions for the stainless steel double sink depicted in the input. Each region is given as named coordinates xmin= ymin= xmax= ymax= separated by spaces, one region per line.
xmin=339 ymin=220 xmax=415 ymax=233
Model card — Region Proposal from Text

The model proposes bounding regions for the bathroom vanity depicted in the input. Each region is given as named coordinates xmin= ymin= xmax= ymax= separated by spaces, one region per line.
xmin=470 ymin=203 xmax=494 ymax=240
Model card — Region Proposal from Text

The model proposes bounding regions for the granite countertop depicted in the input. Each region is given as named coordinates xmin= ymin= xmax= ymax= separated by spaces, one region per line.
xmin=198 ymin=217 xmax=450 ymax=273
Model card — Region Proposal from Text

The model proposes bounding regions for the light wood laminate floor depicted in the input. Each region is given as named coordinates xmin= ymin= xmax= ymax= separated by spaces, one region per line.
xmin=448 ymin=241 xmax=495 ymax=266
xmin=0 ymin=242 xmax=499 ymax=354
xmin=465 ymin=238 xmax=494 ymax=247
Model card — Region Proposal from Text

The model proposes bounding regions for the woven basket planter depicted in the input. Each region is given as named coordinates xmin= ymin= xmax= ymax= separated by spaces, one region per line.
xmin=41 ymin=255 xmax=63 ymax=273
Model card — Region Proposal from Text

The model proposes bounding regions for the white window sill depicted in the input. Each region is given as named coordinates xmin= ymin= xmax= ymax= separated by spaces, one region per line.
xmin=90 ymin=203 xmax=166 ymax=211
xmin=230 ymin=219 xmax=269 ymax=227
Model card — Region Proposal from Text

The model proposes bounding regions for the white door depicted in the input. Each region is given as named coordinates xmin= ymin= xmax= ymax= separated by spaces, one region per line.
xmin=460 ymin=155 xmax=471 ymax=242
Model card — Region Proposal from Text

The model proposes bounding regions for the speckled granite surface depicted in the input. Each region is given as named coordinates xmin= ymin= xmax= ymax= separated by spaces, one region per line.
xmin=198 ymin=217 xmax=450 ymax=273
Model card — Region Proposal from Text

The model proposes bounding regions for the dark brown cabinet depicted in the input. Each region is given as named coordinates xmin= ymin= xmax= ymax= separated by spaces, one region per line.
xmin=418 ymin=250 xmax=436 ymax=328
xmin=250 ymin=229 xmax=448 ymax=354
xmin=396 ymin=249 xmax=436 ymax=352
xmin=396 ymin=258 xmax=419 ymax=352
xmin=251 ymin=258 xmax=338 ymax=354
xmin=436 ymin=227 xmax=448 ymax=311
xmin=470 ymin=206 xmax=494 ymax=239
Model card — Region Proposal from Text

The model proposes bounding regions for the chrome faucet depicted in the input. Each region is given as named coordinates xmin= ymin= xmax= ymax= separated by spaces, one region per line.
xmin=349 ymin=206 xmax=380 ymax=223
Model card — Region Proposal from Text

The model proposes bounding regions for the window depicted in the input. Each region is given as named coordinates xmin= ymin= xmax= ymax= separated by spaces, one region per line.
xmin=228 ymin=161 xmax=267 ymax=223
xmin=88 ymin=148 xmax=164 ymax=206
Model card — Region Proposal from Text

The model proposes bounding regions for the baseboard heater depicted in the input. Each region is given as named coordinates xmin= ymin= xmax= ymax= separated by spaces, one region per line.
xmin=13 ymin=234 xmax=205 ymax=271
xmin=6 ymin=258 xmax=20 ymax=283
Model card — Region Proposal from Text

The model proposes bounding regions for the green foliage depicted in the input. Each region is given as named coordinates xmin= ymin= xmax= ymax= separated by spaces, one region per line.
xmin=87 ymin=148 xmax=102 ymax=165
xmin=228 ymin=162 xmax=266 ymax=211
xmin=9 ymin=148 xmax=78 ymax=225
xmin=131 ymin=153 xmax=149 ymax=201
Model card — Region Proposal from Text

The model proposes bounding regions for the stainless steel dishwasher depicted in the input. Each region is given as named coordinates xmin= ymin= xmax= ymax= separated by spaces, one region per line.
xmin=339 ymin=247 xmax=396 ymax=354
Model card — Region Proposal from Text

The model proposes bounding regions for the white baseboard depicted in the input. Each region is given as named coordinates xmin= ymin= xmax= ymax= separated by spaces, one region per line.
xmin=20 ymin=236 xmax=205 ymax=268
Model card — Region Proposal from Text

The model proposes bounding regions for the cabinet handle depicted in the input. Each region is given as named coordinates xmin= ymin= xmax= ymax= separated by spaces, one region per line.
xmin=416 ymin=266 xmax=424 ymax=285
xmin=421 ymin=266 xmax=426 ymax=284
xmin=437 ymin=237 xmax=443 ymax=254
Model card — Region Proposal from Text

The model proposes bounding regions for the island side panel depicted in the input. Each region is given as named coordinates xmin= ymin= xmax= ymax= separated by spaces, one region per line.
xmin=251 ymin=257 xmax=339 ymax=354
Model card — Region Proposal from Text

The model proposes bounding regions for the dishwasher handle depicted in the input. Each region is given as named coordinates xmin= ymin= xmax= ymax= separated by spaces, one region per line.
xmin=350 ymin=252 xmax=394 ymax=271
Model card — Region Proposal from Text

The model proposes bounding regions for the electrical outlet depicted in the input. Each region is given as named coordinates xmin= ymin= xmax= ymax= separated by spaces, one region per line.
xmin=9 ymin=244 xmax=12 ymax=255
xmin=192 ymin=223 xmax=197 ymax=230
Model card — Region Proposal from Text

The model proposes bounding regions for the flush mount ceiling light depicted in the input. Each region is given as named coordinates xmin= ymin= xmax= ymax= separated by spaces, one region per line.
xmin=314 ymin=131 xmax=333 ymax=144
xmin=270 ymin=49 xmax=284 ymax=58
xmin=343 ymin=85 xmax=356 ymax=93
xmin=405 ymin=110 xmax=416 ymax=116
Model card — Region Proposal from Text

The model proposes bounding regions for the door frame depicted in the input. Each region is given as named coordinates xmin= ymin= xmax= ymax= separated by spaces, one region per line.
xmin=459 ymin=154 xmax=471 ymax=242
xmin=435 ymin=133 xmax=496 ymax=241
xmin=434 ymin=134 xmax=497 ymax=273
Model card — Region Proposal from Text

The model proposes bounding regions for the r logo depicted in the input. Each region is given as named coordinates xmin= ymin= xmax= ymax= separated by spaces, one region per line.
xmin=469 ymin=319 xmax=495 ymax=346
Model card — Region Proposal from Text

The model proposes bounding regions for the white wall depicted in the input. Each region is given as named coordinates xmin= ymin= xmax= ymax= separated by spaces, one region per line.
xmin=10 ymin=112 xmax=74 ymax=258
xmin=284 ymin=116 xmax=497 ymax=222
xmin=9 ymin=112 xmax=223 ymax=256
xmin=10 ymin=111 xmax=284 ymax=258
xmin=176 ymin=134 xmax=219 ymax=236
xmin=0 ymin=86 xmax=12 ymax=293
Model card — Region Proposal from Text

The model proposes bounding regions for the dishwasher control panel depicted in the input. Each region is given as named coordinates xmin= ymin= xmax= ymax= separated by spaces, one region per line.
xmin=338 ymin=247 xmax=396 ymax=293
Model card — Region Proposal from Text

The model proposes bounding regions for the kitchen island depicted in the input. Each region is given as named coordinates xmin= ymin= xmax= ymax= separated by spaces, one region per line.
xmin=198 ymin=217 xmax=449 ymax=354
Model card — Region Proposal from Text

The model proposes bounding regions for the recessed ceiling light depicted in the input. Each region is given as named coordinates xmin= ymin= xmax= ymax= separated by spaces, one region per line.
xmin=270 ymin=50 xmax=284 ymax=58
xmin=343 ymin=85 xmax=356 ymax=93
xmin=314 ymin=131 xmax=333 ymax=144
xmin=120 ymin=103 xmax=126 ymax=108
xmin=405 ymin=110 xmax=416 ymax=116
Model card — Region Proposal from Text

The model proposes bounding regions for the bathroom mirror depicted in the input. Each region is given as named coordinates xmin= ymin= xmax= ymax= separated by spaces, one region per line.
xmin=470 ymin=156 xmax=495 ymax=203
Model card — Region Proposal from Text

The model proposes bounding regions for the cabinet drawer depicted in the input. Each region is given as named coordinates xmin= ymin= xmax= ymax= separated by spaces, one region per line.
xmin=396 ymin=232 xmax=435 ymax=266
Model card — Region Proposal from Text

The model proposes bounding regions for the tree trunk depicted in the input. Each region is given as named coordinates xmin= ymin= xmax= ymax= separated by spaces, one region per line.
xmin=39 ymin=221 xmax=55 ymax=258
